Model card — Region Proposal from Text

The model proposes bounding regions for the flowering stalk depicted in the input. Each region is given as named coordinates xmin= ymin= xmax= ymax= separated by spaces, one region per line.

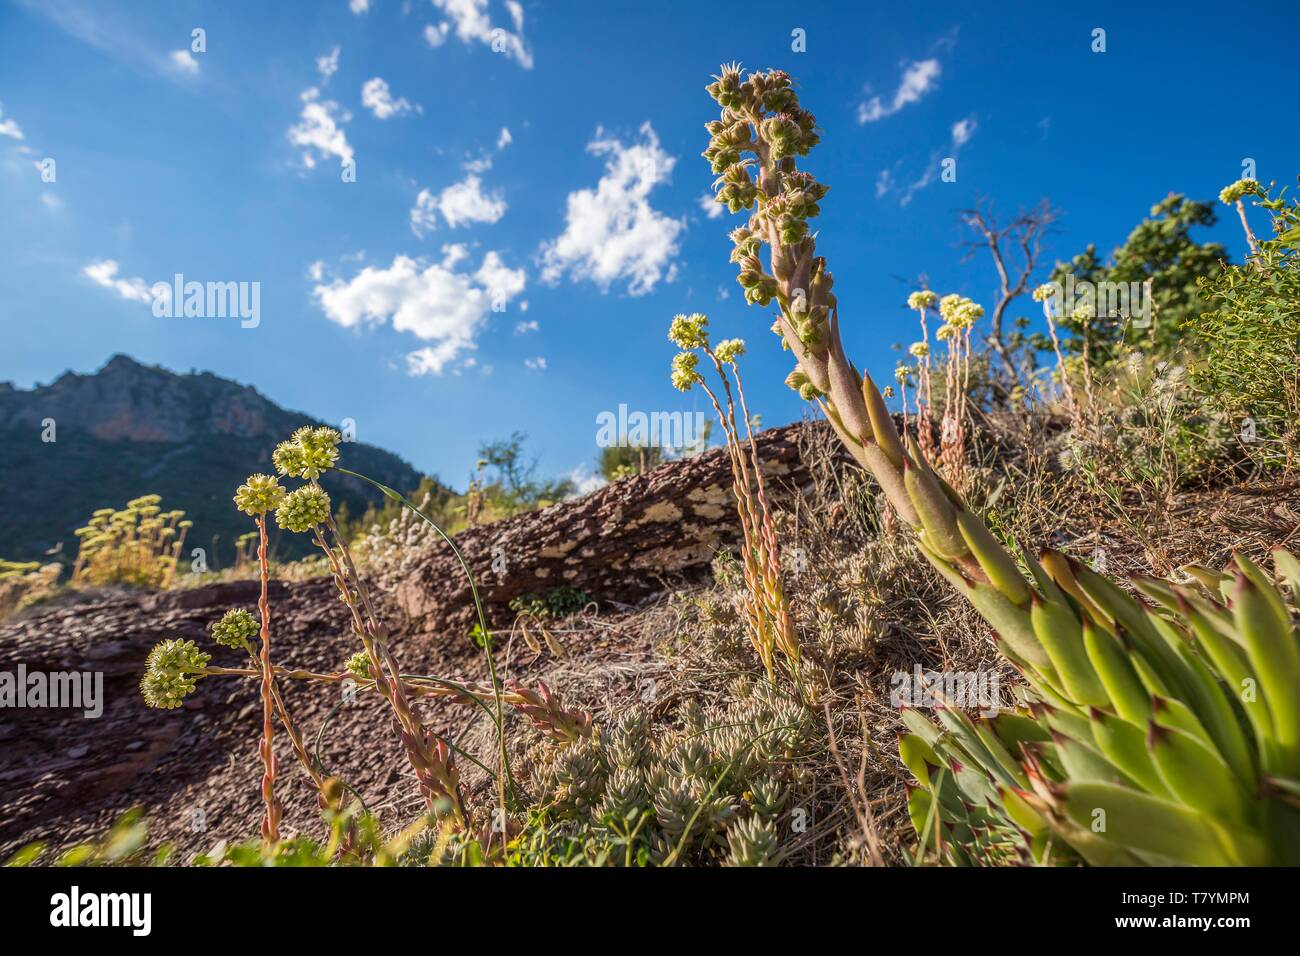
xmin=263 ymin=427 xmax=468 ymax=825
xmin=1032 ymin=283 xmax=1078 ymax=413
xmin=315 ymin=513 xmax=467 ymax=827
xmin=229 ymin=475 xmax=288 ymax=845
xmin=906 ymin=293 xmax=980 ymax=490
xmin=253 ymin=515 xmax=281 ymax=843
xmin=1220 ymin=177 xmax=1263 ymax=259
xmin=670 ymin=315 xmax=799 ymax=683
xmin=504 ymin=679 xmax=593 ymax=742
xmin=210 ymin=609 xmax=328 ymax=801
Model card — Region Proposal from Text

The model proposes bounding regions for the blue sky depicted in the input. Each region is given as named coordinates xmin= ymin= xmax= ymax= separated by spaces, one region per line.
xmin=1 ymin=0 xmax=1296 ymax=491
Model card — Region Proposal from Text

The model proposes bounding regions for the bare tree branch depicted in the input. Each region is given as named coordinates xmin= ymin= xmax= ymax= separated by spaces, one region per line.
xmin=959 ymin=198 xmax=1061 ymax=379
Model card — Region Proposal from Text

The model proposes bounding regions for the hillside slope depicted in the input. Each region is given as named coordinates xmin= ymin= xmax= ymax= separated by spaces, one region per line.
xmin=0 ymin=355 xmax=430 ymax=565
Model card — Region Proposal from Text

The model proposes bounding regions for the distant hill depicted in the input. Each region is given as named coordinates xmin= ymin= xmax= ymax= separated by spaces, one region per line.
xmin=0 ymin=355 xmax=432 ymax=566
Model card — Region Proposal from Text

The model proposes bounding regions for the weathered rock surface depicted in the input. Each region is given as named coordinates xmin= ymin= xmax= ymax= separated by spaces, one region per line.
xmin=395 ymin=421 xmax=824 ymax=633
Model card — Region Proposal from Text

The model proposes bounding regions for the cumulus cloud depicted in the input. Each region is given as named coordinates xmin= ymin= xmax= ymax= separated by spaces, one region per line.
xmin=312 ymin=248 xmax=524 ymax=375
xmin=523 ymin=356 xmax=546 ymax=370
xmin=496 ymin=126 xmax=512 ymax=150
xmin=566 ymin=464 xmax=606 ymax=497
xmin=0 ymin=102 xmax=25 ymax=140
xmin=698 ymin=193 xmax=724 ymax=220
xmin=857 ymin=59 xmax=941 ymax=124
xmin=83 ymin=260 xmax=153 ymax=304
xmin=514 ymin=318 xmax=538 ymax=334
xmin=168 ymin=49 xmax=199 ymax=75
xmin=288 ymin=87 xmax=353 ymax=169
xmin=425 ymin=0 xmax=533 ymax=68
xmin=349 ymin=0 xmax=371 ymax=13
xmin=539 ymin=122 xmax=684 ymax=296
xmin=410 ymin=174 xmax=507 ymax=234
xmin=361 ymin=76 xmax=418 ymax=118
xmin=316 ymin=46 xmax=341 ymax=82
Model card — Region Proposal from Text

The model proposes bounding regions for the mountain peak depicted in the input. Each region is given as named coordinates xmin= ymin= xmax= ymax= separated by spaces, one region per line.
xmin=0 ymin=354 xmax=426 ymax=562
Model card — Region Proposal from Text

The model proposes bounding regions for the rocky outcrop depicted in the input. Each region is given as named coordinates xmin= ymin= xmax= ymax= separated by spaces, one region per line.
xmin=394 ymin=422 xmax=831 ymax=633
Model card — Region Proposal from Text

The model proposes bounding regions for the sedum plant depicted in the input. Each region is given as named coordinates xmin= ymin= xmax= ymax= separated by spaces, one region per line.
xmin=901 ymin=549 xmax=1300 ymax=866
xmin=71 ymin=496 xmax=192 ymax=589
xmin=518 ymin=680 xmax=818 ymax=866
xmin=0 ymin=558 xmax=61 ymax=619
xmin=696 ymin=64 xmax=1300 ymax=865
xmin=140 ymin=425 xmax=592 ymax=859
xmin=1189 ymin=177 xmax=1300 ymax=471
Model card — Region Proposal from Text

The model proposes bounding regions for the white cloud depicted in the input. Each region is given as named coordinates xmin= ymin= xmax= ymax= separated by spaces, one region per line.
xmin=83 ymin=260 xmax=153 ymax=304
xmin=514 ymin=319 xmax=538 ymax=334
xmin=312 ymin=248 xmax=524 ymax=375
xmin=875 ymin=167 xmax=895 ymax=199
xmin=698 ymin=192 xmax=723 ymax=220
xmin=883 ymin=117 xmax=977 ymax=208
xmin=426 ymin=0 xmax=533 ymax=68
xmin=167 ymin=49 xmax=200 ymax=76
xmin=857 ymin=59 xmax=941 ymax=124
xmin=361 ymin=77 xmax=418 ymax=118
xmin=288 ymin=87 xmax=353 ymax=170
xmin=41 ymin=192 xmax=63 ymax=211
xmin=951 ymin=115 xmax=977 ymax=147
xmin=496 ymin=126 xmax=512 ymax=150
xmin=410 ymin=174 xmax=507 ymax=234
xmin=350 ymin=0 xmax=371 ymax=13
xmin=524 ymin=356 xmax=547 ymax=370
xmin=0 ymin=102 xmax=24 ymax=141
xmin=539 ymin=122 xmax=684 ymax=296
xmin=316 ymin=45 xmax=341 ymax=81
xmin=566 ymin=464 xmax=606 ymax=497
xmin=424 ymin=22 xmax=449 ymax=46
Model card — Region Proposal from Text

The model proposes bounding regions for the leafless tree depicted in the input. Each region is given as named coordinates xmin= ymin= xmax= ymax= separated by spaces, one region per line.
xmin=960 ymin=198 xmax=1061 ymax=379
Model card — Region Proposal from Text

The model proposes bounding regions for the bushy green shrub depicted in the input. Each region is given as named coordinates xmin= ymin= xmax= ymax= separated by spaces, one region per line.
xmin=1186 ymin=179 xmax=1300 ymax=471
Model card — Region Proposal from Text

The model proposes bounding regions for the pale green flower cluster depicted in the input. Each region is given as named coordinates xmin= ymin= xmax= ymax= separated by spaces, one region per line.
xmin=908 ymin=341 xmax=929 ymax=358
xmin=938 ymin=294 xmax=984 ymax=329
xmin=234 ymin=474 xmax=286 ymax=516
xmin=668 ymin=312 xmax=710 ymax=350
xmin=671 ymin=351 xmax=702 ymax=392
xmin=907 ymin=290 xmax=938 ymax=311
xmin=140 ymin=639 xmax=210 ymax=709
xmin=344 ymin=651 xmax=374 ymax=680
xmin=276 ymin=485 xmax=332 ymax=533
xmin=273 ymin=426 xmax=342 ymax=480
xmin=714 ymin=338 xmax=746 ymax=363
xmin=1032 ymin=283 xmax=1058 ymax=303
xmin=210 ymin=608 xmax=259 ymax=650
xmin=1219 ymin=178 xmax=1262 ymax=205
xmin=784 ymin=368 xmax=821 ymax=401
